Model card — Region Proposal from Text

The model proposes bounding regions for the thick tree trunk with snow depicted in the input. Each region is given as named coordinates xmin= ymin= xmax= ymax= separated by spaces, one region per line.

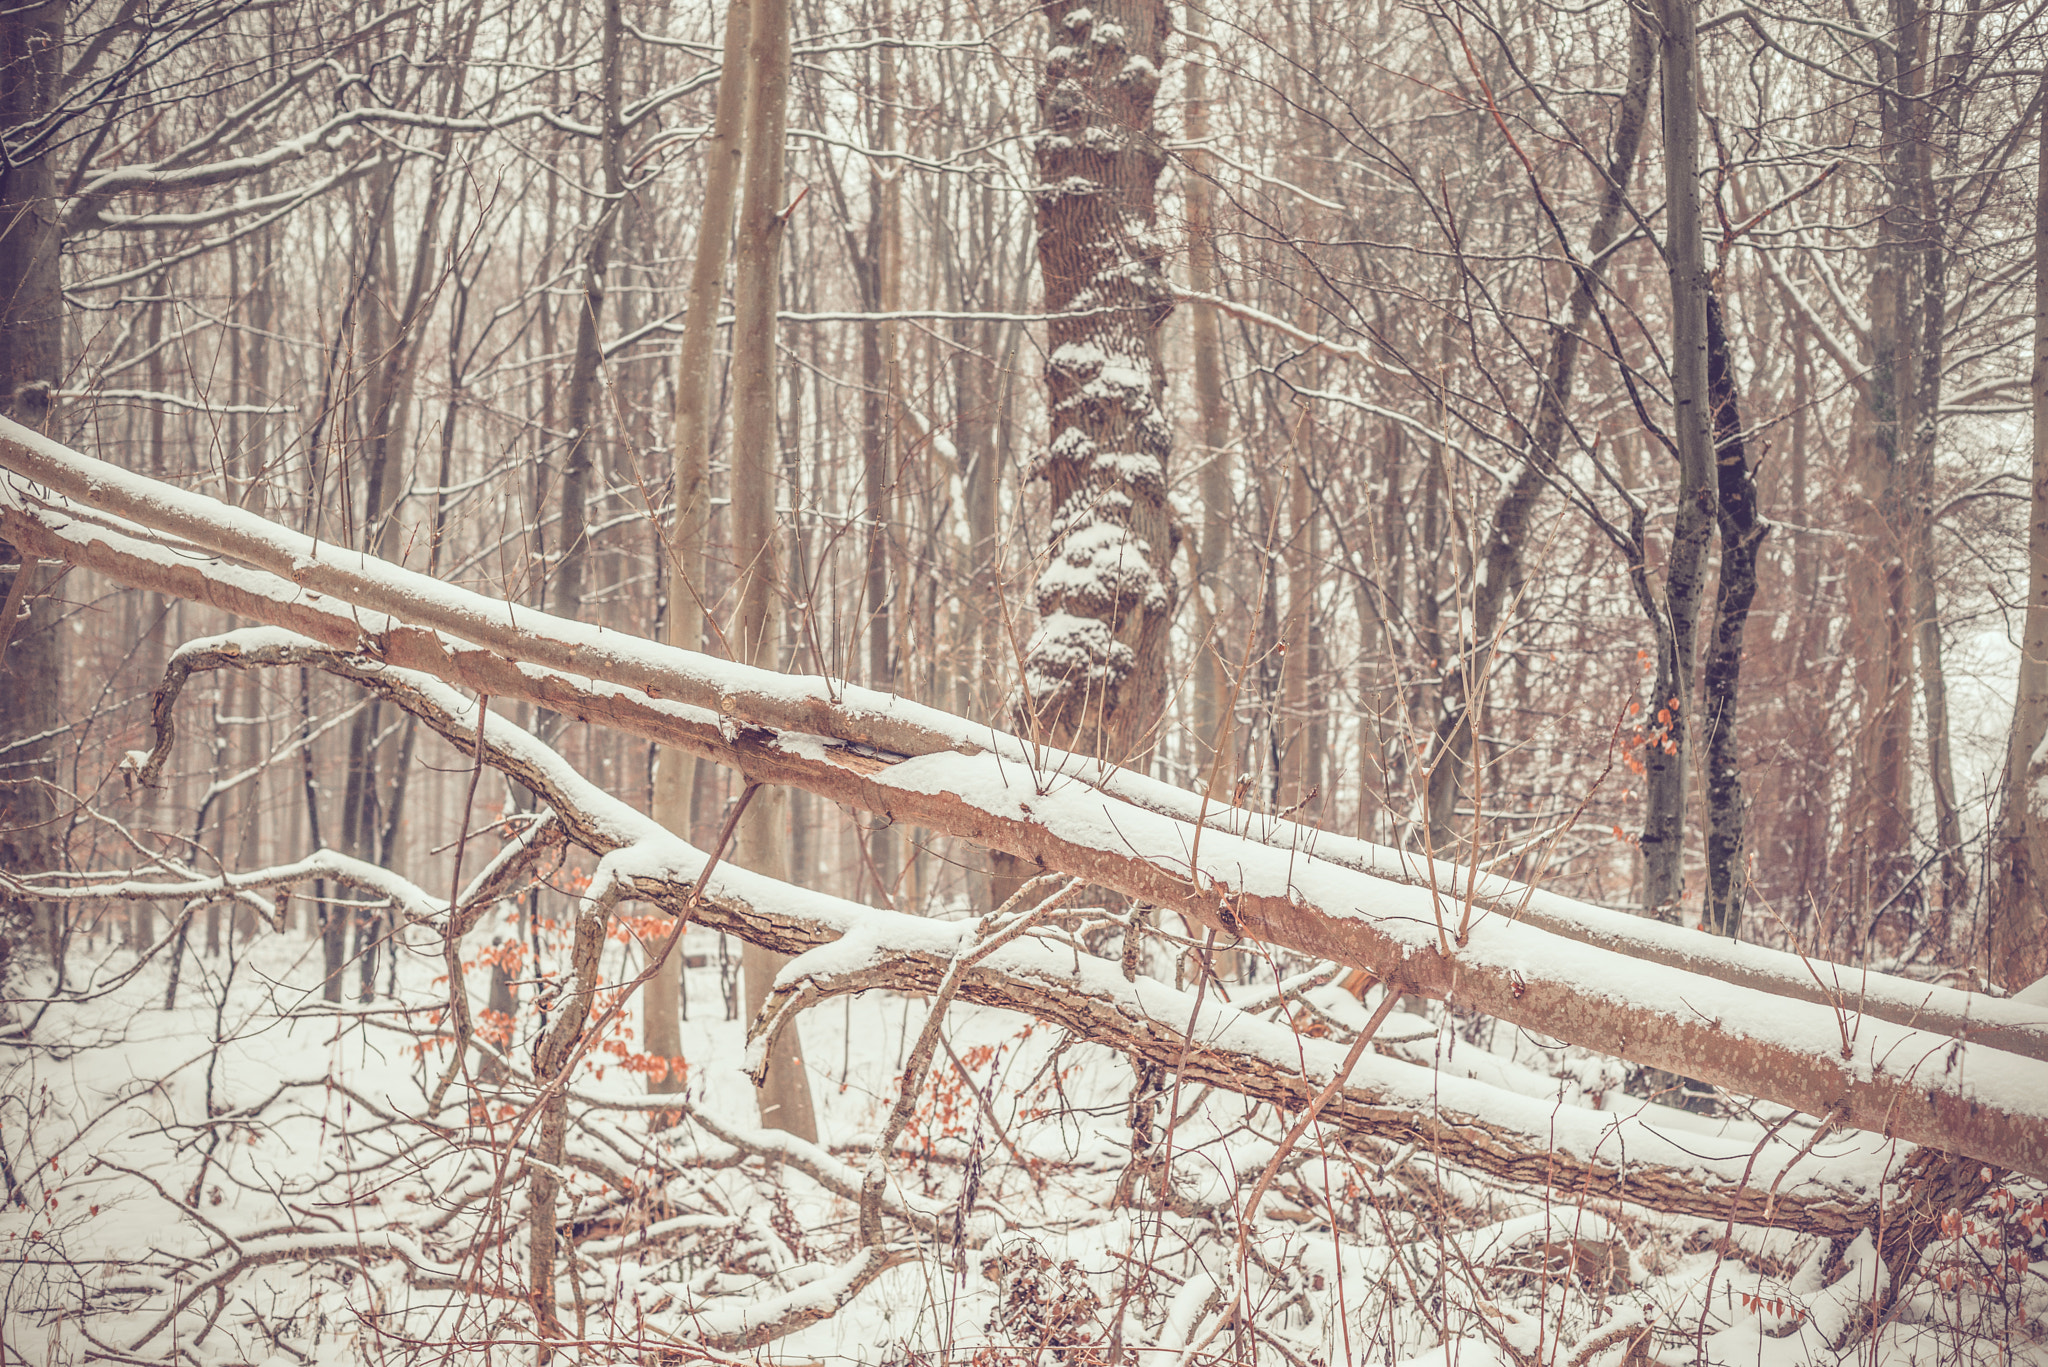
xmin=993 ymin=0 xmax=1177 ymax=907
xmin=1019 ymin=0 xmax=1177 ymax=766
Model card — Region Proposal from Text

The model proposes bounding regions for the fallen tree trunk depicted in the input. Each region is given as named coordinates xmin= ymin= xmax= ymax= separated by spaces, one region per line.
xmin=2 ymin=420 xmax=2039 ymax=1067
xmin=141 ymin=629 xmax=1893 ymax=1234
xmin=3 ymin=425 xmax=2046 ymax=1180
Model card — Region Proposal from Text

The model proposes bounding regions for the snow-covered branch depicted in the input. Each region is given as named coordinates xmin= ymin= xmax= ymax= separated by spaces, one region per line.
xmin=2 ymin=419 xmax=2045 ymax=1183
xmin=124 ymin=630 xmax=1969 ymax=1232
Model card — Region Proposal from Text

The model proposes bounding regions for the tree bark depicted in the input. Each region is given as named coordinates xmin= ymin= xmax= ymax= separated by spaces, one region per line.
xmin=1184 ymin=6 xmax=1232 ymax=779
xmin=1701 ymin=293 xmax=1765 ymax=936
xmin=650 ymin=0 xmax=754 ymax=1096
xmin=1840 ymin=0 xmax=1930 ymax=933
xmin=858 ymin=9 xmax=899 ymax=902
xmin=1638 ymin=0 xmax=1718 ymax=923
xmin=0 ymin=0 xmax=63 ymax=986
xmin=1988 ymin=84 xmax=2048 ymax=991
xmin=1017 ymin=0 xmax=1177 ymax=766
xmin=994 ymin=0 xmax=1178 ymax=907
xmin=728 ymin=0 xmax=817 ymax=1140
xmin=1905 ymin=9 xmax=1965 ymax=932
xmin=551 ymin=0 xmax=625 ymax=629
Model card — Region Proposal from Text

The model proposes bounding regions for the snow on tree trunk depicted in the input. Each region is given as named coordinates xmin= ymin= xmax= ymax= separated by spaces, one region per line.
xmin=1021 ymin=0 xmax=1177 ymax=767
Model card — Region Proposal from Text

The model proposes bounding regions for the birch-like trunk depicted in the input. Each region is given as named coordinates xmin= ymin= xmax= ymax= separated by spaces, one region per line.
xmin=648 ymin=0 xmax=753 ymax=1097
xmin=1184 ymin=6 xmax=1232 ymax=778
xmin=728 ymin=0 xmax=817 ymax=1139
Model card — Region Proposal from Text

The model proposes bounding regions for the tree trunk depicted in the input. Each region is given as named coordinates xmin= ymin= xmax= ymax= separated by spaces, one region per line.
xmin=649 ymin=0 xmax=753 ymax=1097
xmin=1638 ymin=0 xmax=1717 ymax=922
xmin=1841 ymin=0 xmax=1930 ymax=934
xmin=858 ymin=13 xmax=899 ymax=903
xmin=1906 ymin=24 xmax=1965 ymax=933
xmin=1017 ymin=0 xmax=1176 ymax=763
xmin=729 ymin=0 xmax=817 ymax=1140
xmin=1280 ymin=453 xmax=1313 ymax=812
xmin=1988 ymin=83 xmax=2048 ymax=991
xmin=1701 ymin=293 xmax=1765 ymax=936
xmin=552 ymin=0 xmax=625 ymax=629
xmin=994 ymin=0 xmax=1177 ymax=907
xmin=1185 ymin=5 xmax=1232 ymax=778
xmin=0 ymin=0 xmax=64 ymax=986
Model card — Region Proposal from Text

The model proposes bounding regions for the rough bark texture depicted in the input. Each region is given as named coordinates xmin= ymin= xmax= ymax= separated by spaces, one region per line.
xmin=0 ymin=0 xmax=64 ymax=986
xmin=1019 ymin=0 xmax=1177 ymax=765
xmin=1701 ymin=293 xmax=1765 ymax=936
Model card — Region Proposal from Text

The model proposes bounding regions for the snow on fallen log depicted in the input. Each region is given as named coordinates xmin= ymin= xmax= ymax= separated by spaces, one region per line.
xmin=142 ymin=630 xmax=1954 ymax=1229
xmin=3 ymin=420 xmax=2042 ymax=1070
xmin=3 ymin=419 xmax=2041 ymax=1063
xmin=3 ymin=426 xmax=2045 ymax=1179
xmin=116 ymin=602 xmax=2048 ymax=1183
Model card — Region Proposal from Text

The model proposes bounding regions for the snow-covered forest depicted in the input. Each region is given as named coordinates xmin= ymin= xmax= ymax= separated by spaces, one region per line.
xmin=1 ymin=0 xmax=2045 ymax=1362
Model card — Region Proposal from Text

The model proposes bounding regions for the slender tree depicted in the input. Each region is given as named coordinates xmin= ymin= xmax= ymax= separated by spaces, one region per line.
xmin=649 ymin=0 xmax=755 ymax=1097
xmin=1639 ymin=0 xmax=1718 ymax=921
xmin=728 ymin=0 xmax=816 ymax=1139
xmin=1988 ymin=86 xmax=2048 ymax=991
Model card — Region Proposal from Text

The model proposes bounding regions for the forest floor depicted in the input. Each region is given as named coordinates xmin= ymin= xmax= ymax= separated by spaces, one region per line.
xmin=2 ymin=916 xmax=2043 ymax=1367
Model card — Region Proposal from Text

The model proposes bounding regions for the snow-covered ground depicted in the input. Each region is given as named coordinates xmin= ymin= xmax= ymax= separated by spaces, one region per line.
xmin=3 ymin=919 xmax=2042 ymax=1367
